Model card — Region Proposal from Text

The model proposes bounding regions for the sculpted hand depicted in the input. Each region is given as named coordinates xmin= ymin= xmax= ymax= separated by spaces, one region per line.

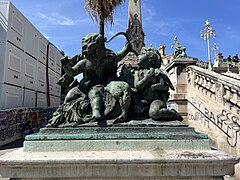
xmin=146 ymin=68 xmax=155 ymax=79
xmin=60 ymin=56 xmax=69 ymax=65
xmin=147 ymin=51 xmax=157 ymax=59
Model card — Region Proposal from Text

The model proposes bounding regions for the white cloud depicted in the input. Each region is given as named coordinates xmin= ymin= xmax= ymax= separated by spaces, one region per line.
xmin=141 ymin=0 xmax=156 ymax=22
xmin=107 ymin=31 xmax=116 ymax=37
xmin=113 ymin=20 xmax=127 ymax=30
xmin=38 ymin=12 xmax=87 ymax=26
xmin=153 ymin=20 xmax=174 ymax=36
xmin=224 ymin=26 xmax=240 ymax=41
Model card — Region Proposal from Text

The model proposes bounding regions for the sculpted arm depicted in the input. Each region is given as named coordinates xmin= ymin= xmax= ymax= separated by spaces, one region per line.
xmin=61 ymin=57 xmax=85 ymax=77
xmin=69 ymin=54 xmax=84 ymax=66
xmin=134 ymin=69 xmax=154 ymax=91
xmin=115 ymin=42 xmax=138 ymax=62
xmin=114 ymin=44 xmax=131 ymax=62
xmin=151 ymin=82 xmax=169 ymax=91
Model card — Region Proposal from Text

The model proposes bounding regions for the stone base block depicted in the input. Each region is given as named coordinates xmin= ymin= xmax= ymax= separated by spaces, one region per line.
xmin=0 ymin=125 xmax=238 ymax=179
xmin=234 ymin=163 xmax=240 ymax=179
xmin=0 ymin=148 xmax=237 ymax=179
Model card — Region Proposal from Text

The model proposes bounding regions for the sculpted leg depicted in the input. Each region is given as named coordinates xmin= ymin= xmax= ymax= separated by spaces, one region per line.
xmin=88 ymin=86 xmax=103 ymax=120
xmin=105 ymin=81 xmax=132 ymax=124
xmin=64 ymin=86 xmax=86 ymax=103
xmin=149 ymin=100 xmax=183 ymax=121
xmin=113 ymin=88 xmax=131 ymax=124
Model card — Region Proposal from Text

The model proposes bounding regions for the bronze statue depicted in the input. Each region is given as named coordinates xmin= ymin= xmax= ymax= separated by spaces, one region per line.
xmin=47 ymin=33 xmax=134 ymax=127
xmin=172 ymin=36 xmax=187 ymax=59
xmin=134 ymin=46 xmax=182 ymax=121
xmin=47 ymin=33 xmax=182 ymax=128
xmin=232 ymin=54 xmax=239 ymax=63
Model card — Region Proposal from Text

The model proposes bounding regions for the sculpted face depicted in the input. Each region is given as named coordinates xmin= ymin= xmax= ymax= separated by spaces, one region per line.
xmin=82 ymin=33 xmax=106 ymax=59
xmin=138 ymin=46 xmax=162 ymax=69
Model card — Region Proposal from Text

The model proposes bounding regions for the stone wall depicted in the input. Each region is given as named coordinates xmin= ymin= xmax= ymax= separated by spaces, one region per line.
xmin=186 ymin=65 xmax=240 ymax=178
xmin=186 ymin=66 xmax=240 ymax=153
xmin=166 ymin=61 xmax=240 ymax=178
xmin=0 ymin=107 xmax=57 ymax=147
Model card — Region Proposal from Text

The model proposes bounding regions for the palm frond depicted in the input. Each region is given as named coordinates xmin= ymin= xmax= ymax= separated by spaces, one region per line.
xmin=85 ymin=0 xmax=124 ymax=25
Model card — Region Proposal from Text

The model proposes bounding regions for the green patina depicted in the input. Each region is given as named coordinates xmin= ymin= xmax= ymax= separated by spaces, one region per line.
xmin=26 ymin=133 xmax=208 ymax=141
xmin=25 ymin=126 xmax=208 ymax=141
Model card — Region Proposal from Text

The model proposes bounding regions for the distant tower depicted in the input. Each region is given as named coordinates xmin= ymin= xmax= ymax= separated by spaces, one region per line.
xmin=119 ymin=0 xmax=145 ymax=69
xmin=126 ymin=0 xmax=145 ymax=54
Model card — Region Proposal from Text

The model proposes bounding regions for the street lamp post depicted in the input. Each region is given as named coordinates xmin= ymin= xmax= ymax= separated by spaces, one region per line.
xmin=200 ymin=20 xmax=216 ymax=70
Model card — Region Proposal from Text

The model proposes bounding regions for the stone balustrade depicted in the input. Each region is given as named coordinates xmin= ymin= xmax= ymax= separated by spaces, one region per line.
xmin=187 ymin=65 xmax=240 ymax=125
xmin=186 ymin=65 xmax=240 ymax=178
xmin=166 ymin=60 xmax=240 ymax=178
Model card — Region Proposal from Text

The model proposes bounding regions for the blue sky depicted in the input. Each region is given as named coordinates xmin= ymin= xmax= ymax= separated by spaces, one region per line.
xmin=10 ymin=0 xmax=240 ymax=62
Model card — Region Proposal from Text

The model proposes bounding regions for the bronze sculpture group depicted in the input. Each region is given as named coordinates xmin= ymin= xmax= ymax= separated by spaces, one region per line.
xmin=47 ymin=33 xmax=182 ymax=128
xmin=172 ymin=36 xmax=187 ymax=59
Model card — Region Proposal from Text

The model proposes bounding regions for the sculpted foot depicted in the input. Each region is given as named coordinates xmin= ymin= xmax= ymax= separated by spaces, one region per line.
xmin=113 ymin=113 xmax=127 ymax=124
xmin=92 ymin=110 xmax=102 ymax=120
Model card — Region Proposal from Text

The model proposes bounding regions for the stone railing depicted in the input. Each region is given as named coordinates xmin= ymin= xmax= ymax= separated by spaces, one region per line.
xmin=166 ymin=61 xmax=240 ymax=178
xmin=186 ymin=65 xmax=240 ymax=157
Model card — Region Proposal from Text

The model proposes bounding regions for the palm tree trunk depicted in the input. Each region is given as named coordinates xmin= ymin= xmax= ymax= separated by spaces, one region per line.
xmin=99 ymin=18 xmax=104 ymax=37
xmin=99 ymin=0 xmax=104 ymax=37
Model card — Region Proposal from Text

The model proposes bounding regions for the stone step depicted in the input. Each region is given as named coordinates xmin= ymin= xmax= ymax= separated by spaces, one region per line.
xmin=26 ymin=132 xmax=208 ymax=140
xmin=23 ymin=139 xmax=211 ymax=152
xmin=26 ymin=128 xmax=208 ymax=141
xmin=24 ymin=126 xmax=210 ymax=152
xmin=39 ymin=126 xmax=193 ymax=135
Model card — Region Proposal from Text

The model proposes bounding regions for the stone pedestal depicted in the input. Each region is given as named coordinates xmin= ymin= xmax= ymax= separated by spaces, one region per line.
xmin=0 ymin=121 xmax=238 ymax=180
xmin=165 ymin=58 xmax=197 ymax=119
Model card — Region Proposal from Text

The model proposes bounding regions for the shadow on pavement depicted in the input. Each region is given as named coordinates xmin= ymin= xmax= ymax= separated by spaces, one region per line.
xmin=0 ymin=139 xmax=24 ymax=151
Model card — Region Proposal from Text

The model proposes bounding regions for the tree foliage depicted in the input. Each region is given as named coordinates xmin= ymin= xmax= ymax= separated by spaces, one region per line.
xmin=85 ymin=0 xmax=124 ymax=26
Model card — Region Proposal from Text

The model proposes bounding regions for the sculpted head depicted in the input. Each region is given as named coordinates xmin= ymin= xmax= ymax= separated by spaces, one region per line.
xmin=138 ymin=45 xmax=162 ymax=69
xmin=82 ymin=33 xmax=106 ymax=57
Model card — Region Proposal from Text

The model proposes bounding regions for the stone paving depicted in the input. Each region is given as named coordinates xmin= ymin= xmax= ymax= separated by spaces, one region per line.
xmin=0 ymin=139 xmax=22 ymax=180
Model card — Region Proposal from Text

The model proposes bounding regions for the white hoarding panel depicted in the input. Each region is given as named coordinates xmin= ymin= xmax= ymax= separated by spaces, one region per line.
xmin=55 ymin=51 xmax=62 ymax=75
xmin=4 ymin=42 xmax=23 ymax=87
xmin=0 ymin=43 xmax=7 ymax=84
xmin=25 ymin=22 xmax=39 ymax=59
xmin=38 ymin=51 xmax=47 ymax=65
xmin=48 ymin=68 xmax=55 ymax=95
xmin=48 ymin=57 xmax=55 ymax=71
xmin=23 ymin=53 xmax=37 ymax=90
xmin=0 ymin=2 xmax=9 ymax=40
xmin=36 ymin=62 xmax=46 ymax=93
xmin=55 ymin=73 xmax=61 ymax=97
xmin=0 ymin=2 xmax=9 ymax=20
xmin=50 ymin=95 xmax=60 ymax=107
xmin=36 ymin=92 xmax=47 ymax=107
xmin=7 ymin=3 xmax=25 ymax=50
xmin=23 ymin=88 xmax=36 ymax=108
xmin=38 ymin=34 xmax=48 ymax=65
xmin=0 ymin=83 xmax=23 ymax=110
